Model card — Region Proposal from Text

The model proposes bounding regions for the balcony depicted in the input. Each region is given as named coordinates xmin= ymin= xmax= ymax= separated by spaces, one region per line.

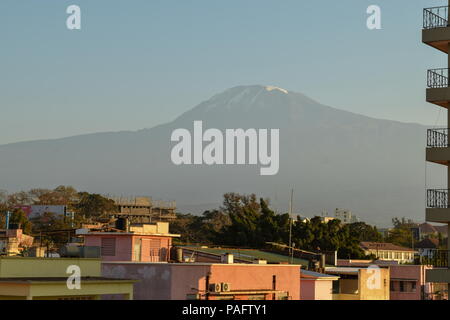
xmin=423 ymin=250 xmax=450 ymax=283
xmin=421 ymin=250 xmax=449 ymax=268
xmin=424 ymin=6 xmax=449 ymax=29
xmin=427 ymin=189 xmax=450 ymax=223
xmin=423 ymin=6 xmax=450 ymax=53
xmin=426 ymin=69 xmax=450 ymax=107
xmin=427 ymin=128 xmax=450 ymax=165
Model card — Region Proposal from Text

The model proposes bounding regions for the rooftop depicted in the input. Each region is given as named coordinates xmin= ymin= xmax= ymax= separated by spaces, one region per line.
xmin=301 ymin=269 xmax=339 ymax=280
xmin=360 ymin=242 xmax=416 ymax=252
xmin=182 ymin=246 xmax=309 ymax=267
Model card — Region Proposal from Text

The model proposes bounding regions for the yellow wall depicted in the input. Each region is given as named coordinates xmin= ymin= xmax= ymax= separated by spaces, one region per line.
xmin=0 ymin=257 xmax=101 ymax=278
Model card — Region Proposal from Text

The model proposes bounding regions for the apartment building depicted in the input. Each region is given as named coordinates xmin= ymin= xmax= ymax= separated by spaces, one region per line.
xmin=360 ymin=242 xmax=417 ymax=264
xmin=423 ymin=2 xmax=450 ymax=287
xmin=79 ymin=222 xmax=180 ymax=262
xmin=0 ymin=257 xmax=135 ymax=300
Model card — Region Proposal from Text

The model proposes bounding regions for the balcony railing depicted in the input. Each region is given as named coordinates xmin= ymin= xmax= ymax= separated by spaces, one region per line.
xmin=421 ymin=250 xmax=450 ymax=267
xmin=424 ymin=6 xmax=449 ymax=29
xmin=428 ymin=128 xmax=449 ymax=147
xmin=428 ymin=68 xmax=449 ymax=88
xmin=427 ymin=189 xmax=450 ymax=208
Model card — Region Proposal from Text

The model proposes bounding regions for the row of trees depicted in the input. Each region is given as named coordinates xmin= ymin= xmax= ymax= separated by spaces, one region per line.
xmin=171 ymin=193 xmax=384 ymax=259
xmin=0 ymin=186 xmax=117 ymax=245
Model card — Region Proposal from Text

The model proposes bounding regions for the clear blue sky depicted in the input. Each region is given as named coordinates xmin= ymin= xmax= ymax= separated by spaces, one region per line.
xmin=0 ymin=0 xmax=446 ymax=144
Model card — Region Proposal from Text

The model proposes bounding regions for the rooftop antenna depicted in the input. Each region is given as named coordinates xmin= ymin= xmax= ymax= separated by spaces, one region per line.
xmin=288 ymin=189 xmax=294 ymax=263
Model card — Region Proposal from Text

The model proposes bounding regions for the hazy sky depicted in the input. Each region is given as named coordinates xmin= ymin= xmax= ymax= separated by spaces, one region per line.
xmin=0 ymin=0 xmax=446 ymax=145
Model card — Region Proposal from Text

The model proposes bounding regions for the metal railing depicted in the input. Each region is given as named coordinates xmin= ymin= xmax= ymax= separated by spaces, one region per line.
xmin=421 ymin=250 xmax=450 ymax=267
xmin=428 ymin=128 xmax=449 ymax=147
xmin=428 ymin=68 xmax=449 ymax=88
xmin=424 ymin=6 xmax=449 ymax=29
xmin=427 ymin=189 xmax=450 ymax=208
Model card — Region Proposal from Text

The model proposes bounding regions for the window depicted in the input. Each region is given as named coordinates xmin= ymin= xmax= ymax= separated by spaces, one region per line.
xmin=101 ymin=237 xmax=116 ymax=256
xmin=411 ymin=282 xmax=417 ymax=293
xmin=149 ymin=239 xmax=161 ymax=262
xmin=400 ymin=281 xmax=405 ymax=292
xmin=390 ymin=281 xmax=396 ymax=292
xmin=332 ymin=280 xmax=340 ymax=294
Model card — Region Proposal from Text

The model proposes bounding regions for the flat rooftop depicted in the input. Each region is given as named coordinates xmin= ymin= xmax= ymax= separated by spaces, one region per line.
xmin=182 ymin=246 xmax=309 ymax=267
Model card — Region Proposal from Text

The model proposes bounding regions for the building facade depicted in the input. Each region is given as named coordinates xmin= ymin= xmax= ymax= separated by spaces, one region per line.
xmin=102 ymin=262 xmax=301 ymax=300
xmin=423 ymin=2 xmax=450 ymax=287
xmin=80 ymin=222 xmax=180 ymax=262
xmin=360 ymin=242 xmax=417 ymax=264
xmin=0 ymin=257 xmax=135 ymax=300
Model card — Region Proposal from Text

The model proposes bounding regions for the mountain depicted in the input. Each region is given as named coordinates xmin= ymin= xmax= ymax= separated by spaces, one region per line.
xmin=0 ymin=85 xmax=435 ymax=226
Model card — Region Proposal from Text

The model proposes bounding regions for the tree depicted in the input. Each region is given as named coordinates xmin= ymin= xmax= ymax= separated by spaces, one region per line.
xmin=9 ymin=208 xmax=32 ymax=234
xmin=348 ymin=222 xmax=383 ymax=242
xmin=386 ymin=217 xmax=417 ymax=248
xmin=73 ymin=192 xmax=117 ymax=220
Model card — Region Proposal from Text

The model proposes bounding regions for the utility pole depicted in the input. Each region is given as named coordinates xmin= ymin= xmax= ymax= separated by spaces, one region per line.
xmin=288 ymin=189 xmax=294 ymax=263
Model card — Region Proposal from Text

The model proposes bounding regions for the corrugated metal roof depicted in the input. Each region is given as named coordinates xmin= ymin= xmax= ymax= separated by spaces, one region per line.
xmin=301 ymin=269 xmax=339 ymax=279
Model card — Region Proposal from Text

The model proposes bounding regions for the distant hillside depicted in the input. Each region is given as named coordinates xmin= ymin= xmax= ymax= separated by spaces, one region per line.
xmin=0 ymin=85 xmax=433 ymax=225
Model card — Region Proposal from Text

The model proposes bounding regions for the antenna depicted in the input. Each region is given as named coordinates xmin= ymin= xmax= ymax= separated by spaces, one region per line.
xmin=288 ymin=189 xmax=294 ymax=263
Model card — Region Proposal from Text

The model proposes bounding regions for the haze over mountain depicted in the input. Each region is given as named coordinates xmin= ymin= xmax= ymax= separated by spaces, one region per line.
xmin=0 ymin=85 xmax=437 ymax=226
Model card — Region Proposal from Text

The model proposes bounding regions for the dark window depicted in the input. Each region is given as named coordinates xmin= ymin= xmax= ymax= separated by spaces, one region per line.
xmin=332 ymin=280 xmax=340 ymax=294
xmin=400 ymin=281 xmax=405 ymax=292
xmin=390 ymin=281 xmax=396 ymax=291
xmin=101 ymin=238 xmax=116 ymax=256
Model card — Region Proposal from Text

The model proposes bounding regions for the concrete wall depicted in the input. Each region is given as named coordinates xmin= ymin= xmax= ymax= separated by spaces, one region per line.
xmin=300 ymin=279 xmax=333 ymax=300
xmin=359 ymin=268 xmax=390 ymax=300
xmin=102 ymin=262 xmax=301 ymax=300
xmin=84 ymin=234 xmax=172 ymax=262
xmin=389 ymin=265 xmax=427 ymax=300
xmin=0 ymin=257 xmax=101 ymax=277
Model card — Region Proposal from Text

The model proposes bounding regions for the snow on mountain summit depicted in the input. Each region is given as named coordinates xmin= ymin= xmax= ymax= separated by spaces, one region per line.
xmin=265 ymin=86 xmax=288 ymax=94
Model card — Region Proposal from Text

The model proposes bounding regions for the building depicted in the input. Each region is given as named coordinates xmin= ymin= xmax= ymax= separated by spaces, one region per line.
xmin=360 ymin=242 xmax=417 ymax=264
xmin=423 ymin=2 xmax=450 ymax=288
xmin=416 ymin=238 xmax=440 ymax=257
xmin=419 ymin=223 xmax=448 ymax=239
xmin=109 ymin=196 xmax=176 ymax=223
xmin=300 ymin=270 xmax=339 ymax=300
xmin=179 ymin=246 xmax=309 ymax=267
xmin=335 ymin=260 xmax=442 ymax=300
xmin=79 ymin=222 xmax=180 ymax=262
xmin=0 ymin=257 xmax=135 ymax=300
xmin=389 ymin=265 xmax=437 ymax=300
xmin=325 ymin=266 xmax=390 ymax=300
xmin=334 ymin=209 xmax=358 ymax=224
xmin=0 ymin=229 xmax=33 ymax=256
xmin=102 ymin=260 xmax=301 ymax=300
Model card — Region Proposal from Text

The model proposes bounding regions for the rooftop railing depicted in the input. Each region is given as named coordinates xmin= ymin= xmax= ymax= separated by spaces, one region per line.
xmin=421 ymin=249 xmax=450 ymax=268
xmin=424 ymin=6 xmax=449 ymax=29
xmin=428 ymin=68 xmax=449 ymax=88
xmin=428 ymin=128 xmax=449 ymax=147
xmin=427 ymin=189 xmax=450 ymax=208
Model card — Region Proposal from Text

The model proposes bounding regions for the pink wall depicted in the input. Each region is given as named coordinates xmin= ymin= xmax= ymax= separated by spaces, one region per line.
xmin=102 ymin=262 xmax=301 ymax=300
xmin=84 ymin=234 xmax=172 ymax=262
xmin=300 ymin=279 xmax=333 ymax=300
xmin=300 ymin=280 xmax=316 ymax=300
xmin=84 ymin=235 xmax=133 ymax=261
xmin=389 ymin=265 xmax=429 ymax=300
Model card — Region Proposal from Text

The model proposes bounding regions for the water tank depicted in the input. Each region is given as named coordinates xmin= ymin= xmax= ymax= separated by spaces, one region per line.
xmin=115 ymin=218 xmax=129 ymax=231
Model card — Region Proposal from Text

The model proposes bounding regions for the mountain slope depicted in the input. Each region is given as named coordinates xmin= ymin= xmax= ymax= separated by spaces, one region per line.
xmin=0 ymin=85 xmax=432 ymax=225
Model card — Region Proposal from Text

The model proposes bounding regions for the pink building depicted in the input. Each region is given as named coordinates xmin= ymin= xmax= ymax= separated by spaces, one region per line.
xmin=102 ymin=261 xmax=301 ymax=300
xmin=389 ymin=265 xmax=434 ymax=300
xmin=300 ymin=270 xmax=339 ymax=300
xmin=81 ymin=222 xmax=180 ymax=262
